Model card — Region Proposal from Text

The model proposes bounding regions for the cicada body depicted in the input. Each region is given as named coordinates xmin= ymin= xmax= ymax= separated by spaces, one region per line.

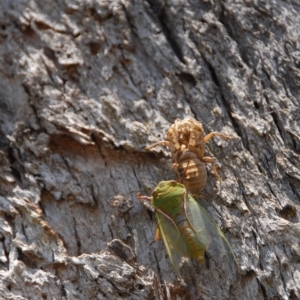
xmin=146 ymin=117 xmax=233 ymax=194
xmin=138 ymin=180 xmax=238 ymax=276
xmin=176 ymin=151 xmax=207 ymax=194
xmin=166 ymin=117 xmax=206 ymax=163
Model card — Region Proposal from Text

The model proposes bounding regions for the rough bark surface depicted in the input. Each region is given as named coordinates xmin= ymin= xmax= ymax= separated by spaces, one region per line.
xmin=0 ymin=0 xmax=300 ymax=299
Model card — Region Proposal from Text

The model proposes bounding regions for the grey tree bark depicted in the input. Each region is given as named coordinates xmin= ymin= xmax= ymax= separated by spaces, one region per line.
xmin=0 ymin=0 xmax=300 ymax=299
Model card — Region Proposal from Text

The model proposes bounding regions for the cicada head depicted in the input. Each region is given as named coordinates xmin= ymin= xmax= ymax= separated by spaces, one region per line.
xmin=151 ymin=180 xmax=186 ymax=210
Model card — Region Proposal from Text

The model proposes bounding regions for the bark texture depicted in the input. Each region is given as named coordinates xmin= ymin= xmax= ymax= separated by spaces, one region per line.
xmin=0 ymin=0 xmax=300 ymax=299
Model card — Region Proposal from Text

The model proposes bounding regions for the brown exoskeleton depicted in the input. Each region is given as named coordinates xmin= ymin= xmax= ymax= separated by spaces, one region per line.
xmin=146 ymin=117 xmax=233 ymax=194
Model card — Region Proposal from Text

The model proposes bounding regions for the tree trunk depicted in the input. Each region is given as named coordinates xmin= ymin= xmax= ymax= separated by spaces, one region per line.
xmin=0 ymin=0 xmax=300 ymax=299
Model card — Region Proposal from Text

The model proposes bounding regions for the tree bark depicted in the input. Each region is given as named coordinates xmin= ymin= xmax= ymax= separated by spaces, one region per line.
xmin=0 ymin=0 xmax=300 ymax=299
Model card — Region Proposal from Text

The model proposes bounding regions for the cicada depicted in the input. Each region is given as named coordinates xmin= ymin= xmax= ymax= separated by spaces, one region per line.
xmin=146 ymin=118 xmax=233 ymax=194
xmin=138 ymin=180 xmax=238 ymax=277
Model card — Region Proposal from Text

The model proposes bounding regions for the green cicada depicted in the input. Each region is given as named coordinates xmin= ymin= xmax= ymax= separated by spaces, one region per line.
xmin=138 ymin=180 xmax=238 ymax=277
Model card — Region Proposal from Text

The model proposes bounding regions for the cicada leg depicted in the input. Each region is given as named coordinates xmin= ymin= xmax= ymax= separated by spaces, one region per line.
xmin=150 ymin=225 xmax=161 ymax=246
xmin=172 ymin=163 xmax=180 ymax=181
xmin=145 ymin=140 xmax=169 ymax=150
xmin=203 ymin=132 xmax=233 ymax=143
xmin=137 ymin=195 xmax=152 ymax=201
xmin=202 ymin=156 xmax=222 ymax=181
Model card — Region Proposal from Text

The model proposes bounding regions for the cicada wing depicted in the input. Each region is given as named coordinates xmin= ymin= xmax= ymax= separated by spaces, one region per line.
xmin=156 ymin=210 xmax=190 ymax=276
xmin=185 ymin=194 xmax=239 ymax=278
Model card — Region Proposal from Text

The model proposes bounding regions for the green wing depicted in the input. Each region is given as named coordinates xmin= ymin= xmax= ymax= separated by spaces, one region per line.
xmin=156 ymin=210 xmax=189 ymax=276
xmin=185 ymin=194 xmax=239 ymax=277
